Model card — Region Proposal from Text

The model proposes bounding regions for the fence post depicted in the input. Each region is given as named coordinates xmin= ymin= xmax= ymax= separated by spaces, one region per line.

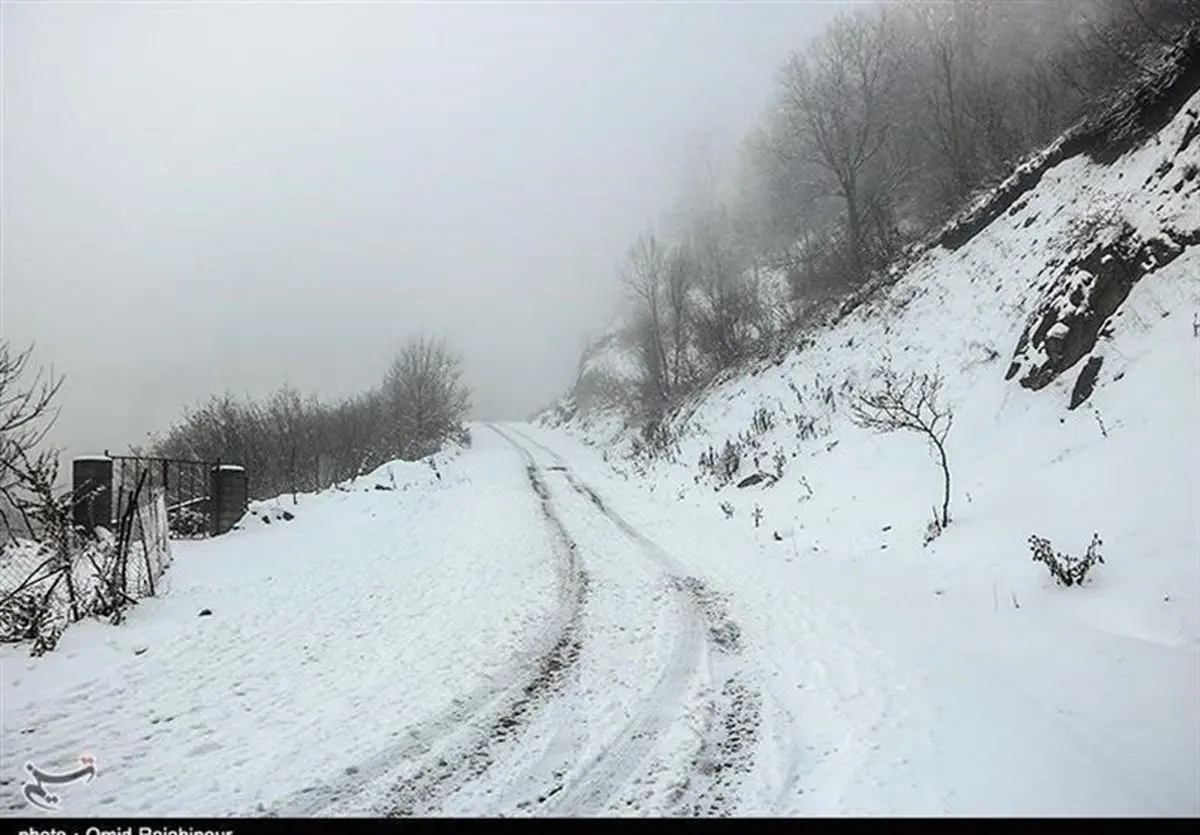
xmin=209 ymin=465 xmax=248 ymax=536
xmin=210 ymin=462 xmax=221 ymax=537
xmin=72 ymin=456 xmax=113 ymax=536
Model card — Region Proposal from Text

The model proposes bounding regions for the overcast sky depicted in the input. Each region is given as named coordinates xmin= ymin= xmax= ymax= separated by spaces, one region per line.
xmin=2 ymin=0 xmax=839 ymax=463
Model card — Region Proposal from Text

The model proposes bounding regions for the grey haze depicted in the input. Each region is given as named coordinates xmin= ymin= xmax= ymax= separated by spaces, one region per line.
xmin=1 ymin=0 xmax=837 ymax=463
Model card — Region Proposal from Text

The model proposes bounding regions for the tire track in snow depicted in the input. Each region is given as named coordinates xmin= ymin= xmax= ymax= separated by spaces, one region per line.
xmin=485 ymin=424 xmax=704 ymax=815
xmin=374 ymin=435 xmax=592 ymax=817
xmin=663 ymin=673 xmax=763 ymax=816
xmin=263 ymin=439 xmax=588 ymax=818
xmin=490 ymin=426 xmax=704 ymax=815
xmin=502 ymin=426 xmax=764 ymax=816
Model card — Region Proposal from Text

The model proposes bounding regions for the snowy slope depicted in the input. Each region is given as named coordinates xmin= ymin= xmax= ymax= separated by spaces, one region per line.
xmin=551 ymin=85 xmax=1200 ymax=651
xmin=537 ymin=85 xmax=1200 ymax=813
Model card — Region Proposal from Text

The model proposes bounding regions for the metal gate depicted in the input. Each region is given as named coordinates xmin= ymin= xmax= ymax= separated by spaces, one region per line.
xmin=105 ymin=452 xmax=225 ymax=538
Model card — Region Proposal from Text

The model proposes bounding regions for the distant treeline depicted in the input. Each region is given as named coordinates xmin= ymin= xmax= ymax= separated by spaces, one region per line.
xmin=145 ymin=336 xmax=471 ymax=501
xmin=586 ymin=0 xmax=1198 ymax=425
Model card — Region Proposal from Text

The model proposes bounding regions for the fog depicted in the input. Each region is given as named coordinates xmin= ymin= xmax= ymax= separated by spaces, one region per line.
xmin=2 ymin=1 xmax=838 ymax=462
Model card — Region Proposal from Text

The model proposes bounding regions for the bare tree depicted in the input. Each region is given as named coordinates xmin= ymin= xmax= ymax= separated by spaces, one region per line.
xmin=0 ymin=341 xmax=65 ymax=543
xmin=894 ymin=0 xmax=993 ymax=208
xmin=849 ymin=368 xmax=954 ymax=528
xmin=688 ymin=206 xmax=765 ymax=373
xmin=264 ymin=385 xmax=320 ymax=504
xmin=777 ymin=9 xmax=901 ymax=269
xmin=663 ymin=244 xmax=696 ymax=393
xmin=323 ymin=390 xmax=389 ymax=484
xmin=381 ymin=336 xmax=471 ymax=461
xmin=154 ymin=382 xmax=401 ymax=499
xmin=621 ymin=232 xmax=672 ymax=411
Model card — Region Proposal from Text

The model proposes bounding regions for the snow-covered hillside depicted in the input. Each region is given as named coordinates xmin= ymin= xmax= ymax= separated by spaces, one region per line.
xmin=549 ymin=82 xmax=1200 ymax=649
xmin=534 ymin=77 xmax=1200 ymax=813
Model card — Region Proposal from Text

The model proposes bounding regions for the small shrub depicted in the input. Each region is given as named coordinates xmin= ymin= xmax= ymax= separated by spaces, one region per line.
xmin=751 ymin=407 xmax=775 ymax=435
xmin=922 ymin=510 xmax=944 ymax=547
xmin=633 ymin=419 xmax=679 ymax=465
xmin=0 ymin=591 xmax=41 ymax=644
xmin=850 ymin=368 xmax=953 ymax=528
xmin=719 ymin=501 xmax=735 ymax=519
xmin=1090 ymin=404 xmax=1109 ymax=438
xmin=772 ymin=450 xmax=787 ymax=480
xmin=794 ymin=413 xmax=818 ymax=441
xmin=169 ymin=505 xmax=208 ymax=538
xmin=798 ymin=475 xmax=814 ymax=501
xmin=698 ymin=439 xmax=744 ymax=489
xmin=454 ymin=425 xmax=473 ymax=448
xmin=1028 ymin=533 xmax=1104 ymax=587
xmin=788 ymin=380 xmax=804 ymax=405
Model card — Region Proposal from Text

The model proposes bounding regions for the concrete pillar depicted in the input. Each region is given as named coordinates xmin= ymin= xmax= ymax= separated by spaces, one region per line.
xmin=209 ymin=465 xmax=248 ymax=535
xmin=72 ymin=456 xmax=113 ymax=535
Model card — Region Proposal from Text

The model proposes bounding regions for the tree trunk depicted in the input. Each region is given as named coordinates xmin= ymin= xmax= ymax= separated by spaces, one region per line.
xmin=844 ymin=183 xmax=865 ymax=271
xmin=935 ymin=439 xmax=951 ymax=527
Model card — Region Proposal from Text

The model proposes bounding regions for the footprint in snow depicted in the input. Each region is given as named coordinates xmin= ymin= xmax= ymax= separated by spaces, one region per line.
xmin=187 ymin=741 xmax=223 ymax=757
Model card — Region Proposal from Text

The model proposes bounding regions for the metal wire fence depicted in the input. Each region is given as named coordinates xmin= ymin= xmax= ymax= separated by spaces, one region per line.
xmin=0 ymin=474 xmax=173 ymax=654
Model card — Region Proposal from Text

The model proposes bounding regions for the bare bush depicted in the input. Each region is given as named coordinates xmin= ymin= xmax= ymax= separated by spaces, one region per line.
xmin=923 ymin=509 xmax=945 ymax=547
xmin=699 ymin=440 xmax=744 ymax=489
xmin=381 ymin=336 xmax=471 ymax=462
xmin=849 ymin=368 xmax=954 ymax=527
xmin=1029 ymin=533 xmax=1105 ymax=586
xmin=151 ymin=336 xmax=470 ymax=500
xmin=0 ymin=341 xmax=65 ymax=543
xmin=0 ymin=342 xmax=178 ymax=653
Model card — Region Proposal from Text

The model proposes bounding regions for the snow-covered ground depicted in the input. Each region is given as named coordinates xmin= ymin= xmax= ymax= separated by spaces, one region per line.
xmin=1 ymin=443 xmax=566 ymax=815
xmin=4 ymin=413 xmax=1193 ymax=816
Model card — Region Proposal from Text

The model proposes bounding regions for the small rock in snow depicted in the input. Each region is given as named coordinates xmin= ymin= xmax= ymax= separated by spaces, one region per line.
xmin=198 ymin=608 xmax=213 ymax=617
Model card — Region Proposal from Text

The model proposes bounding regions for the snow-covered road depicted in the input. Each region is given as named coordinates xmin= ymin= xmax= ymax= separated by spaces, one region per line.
xmin=2 ymin=424 xmax=1196 ymax=817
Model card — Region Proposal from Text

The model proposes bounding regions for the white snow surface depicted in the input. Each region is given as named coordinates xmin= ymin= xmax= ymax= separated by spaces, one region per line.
xmin=2 ymin=90 xmax=1199 ymax=821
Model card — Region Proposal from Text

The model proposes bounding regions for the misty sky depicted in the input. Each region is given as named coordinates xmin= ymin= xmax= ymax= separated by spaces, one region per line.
xmin=2 ymin=0 xmax=839 ymax=463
